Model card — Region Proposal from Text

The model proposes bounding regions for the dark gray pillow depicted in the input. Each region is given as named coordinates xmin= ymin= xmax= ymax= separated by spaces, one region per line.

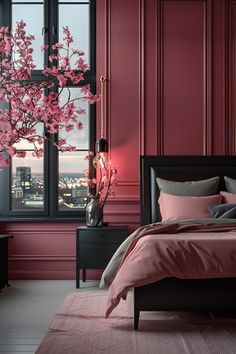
xmin=224 ymin=176 xmax=236 ymax=193
xmin=156 ymin=176 xmax=220 ymax=196
xmin=209 ymin=203 xmax=236 ymax=219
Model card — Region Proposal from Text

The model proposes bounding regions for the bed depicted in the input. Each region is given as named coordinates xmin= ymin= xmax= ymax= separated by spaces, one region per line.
xmin=134 ymin=155 xmax=236 ymax=329
xmin=134 ymin=156 xmax=236 ymax=329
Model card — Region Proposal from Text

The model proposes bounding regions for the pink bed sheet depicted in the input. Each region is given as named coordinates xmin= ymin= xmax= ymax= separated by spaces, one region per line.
xmin=105 ymin=222 xmax=236 ymax=317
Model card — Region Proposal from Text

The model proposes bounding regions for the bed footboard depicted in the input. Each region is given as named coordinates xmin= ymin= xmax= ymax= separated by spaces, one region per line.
xmin=134 ymin=277 xmax=236 ymax=329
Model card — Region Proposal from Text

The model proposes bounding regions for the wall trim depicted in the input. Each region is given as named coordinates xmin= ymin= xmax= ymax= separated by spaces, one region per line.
xmin=106 ymin=210 xmax=139 ymax=215
xmin=9 ymin=269 xmax=103 ymax=280
xmin=4 ymin=230 xmax=76 ymax=235
xmin=203 ymin=0 xmax=213 ymax=155
xmin=107 ymin=197 xmax=140 ymax=203
xmin=139 ymin=0 xmax=145 ymax=155
xmin=228 ymin=1 xmax=236 ymax=154
xmin=224 ymin=0 xmax=229 ymax=154
xmin=9 ymin=270 xmax=75 ymax=280
xmin=157 ymin=0 xmax=212 ymax=155
xmin=104 ymin=0 xmax=110 ymax=142
xmin=116 ymin=181 xmax=140 ymax=186
xmin=9 ymin=255 xmax=75 ymax=261
xmin=157 ymin=0 xmax=164 ymax=155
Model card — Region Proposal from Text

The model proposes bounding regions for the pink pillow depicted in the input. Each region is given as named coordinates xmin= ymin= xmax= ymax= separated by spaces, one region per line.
xmin=159 ymin=192 xmax=222 ymax=221
xmin=220 ymin=191 xmax=236 ymax=204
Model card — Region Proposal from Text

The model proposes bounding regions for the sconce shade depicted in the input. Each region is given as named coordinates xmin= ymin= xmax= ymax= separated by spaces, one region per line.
xmin=95 ymin=138 xmax=108 ymax=153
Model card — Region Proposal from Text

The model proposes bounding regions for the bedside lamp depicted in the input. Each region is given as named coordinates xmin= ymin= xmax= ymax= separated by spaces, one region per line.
xmin=95 ymin=137 xmax=108 ymax=154
xmin=94 ymin=75 xmax=108 ymax=170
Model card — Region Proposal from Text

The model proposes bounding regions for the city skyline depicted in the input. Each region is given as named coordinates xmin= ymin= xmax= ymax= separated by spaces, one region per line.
xmin=12 ymin=151 xmax=89 ymax=174
xmin=11 ymin=165 xmax=88 ymax=210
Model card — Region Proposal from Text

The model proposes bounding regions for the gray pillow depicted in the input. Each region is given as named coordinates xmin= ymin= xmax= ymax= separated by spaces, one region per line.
xmin=224 ymin=176 xmax=236 ymax=193
xmin=208 ymin=203 xmax=236 ymax=219
xmin=156 ymin=176 xmax=220 ymax=196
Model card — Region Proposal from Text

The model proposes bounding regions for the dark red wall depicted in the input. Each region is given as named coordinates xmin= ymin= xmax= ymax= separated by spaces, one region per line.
xmin=3 ymin=0 xmax=236 ymax=279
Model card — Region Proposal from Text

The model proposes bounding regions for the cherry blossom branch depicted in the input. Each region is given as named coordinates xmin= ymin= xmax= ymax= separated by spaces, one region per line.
xmin=0 ymin=21 xmax=100 ymax=168
xmin=84 ymin=152 xmax=118 ymax=212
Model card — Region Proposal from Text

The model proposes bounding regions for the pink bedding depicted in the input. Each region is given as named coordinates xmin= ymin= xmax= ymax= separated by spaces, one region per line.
xmin=105 ymin=222 xmax=236 ymax=318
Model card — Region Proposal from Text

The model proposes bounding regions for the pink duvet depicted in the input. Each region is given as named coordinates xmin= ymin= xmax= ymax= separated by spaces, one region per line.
xmin=105 ymin=222 xmax=236 ymax=317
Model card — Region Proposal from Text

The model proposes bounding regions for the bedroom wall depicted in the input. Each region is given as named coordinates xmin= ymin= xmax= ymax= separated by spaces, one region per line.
xmin=2 ymin=0 xmax=235 ymax=280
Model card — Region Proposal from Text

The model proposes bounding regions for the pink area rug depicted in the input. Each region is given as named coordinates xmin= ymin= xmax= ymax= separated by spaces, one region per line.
xmin=36 ymin=290 xmax=236 ymax=354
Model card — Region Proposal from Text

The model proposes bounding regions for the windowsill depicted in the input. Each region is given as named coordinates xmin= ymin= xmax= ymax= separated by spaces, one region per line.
xmin=0 ymin=216 xmax=86 ymax=222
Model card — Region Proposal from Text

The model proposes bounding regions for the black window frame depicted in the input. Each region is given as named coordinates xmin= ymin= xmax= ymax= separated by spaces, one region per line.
xmin=0 ymin=0 xmax=96 ymax=220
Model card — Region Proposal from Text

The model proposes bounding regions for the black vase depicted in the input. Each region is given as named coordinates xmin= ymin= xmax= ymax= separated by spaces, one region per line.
xmin=86 ymin=196 xmax=103 ymax=227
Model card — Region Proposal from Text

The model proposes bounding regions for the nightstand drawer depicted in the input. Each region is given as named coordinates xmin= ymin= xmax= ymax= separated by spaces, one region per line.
xmin=79 ymin=228 xmax=128 ymax=244
xmin=79 ymin=234 xmax=127 ymax=244
xmin=76 ymin=226 xmax=129 ymax=288
xmin=78 ymin=259 xmax=110 ymax=269
xmin=78 ymin=243 xmax=122 ymax=259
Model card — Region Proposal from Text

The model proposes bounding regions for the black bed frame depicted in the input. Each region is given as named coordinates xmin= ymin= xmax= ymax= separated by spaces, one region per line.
xmin=134 ymin=156 xmax=236 ymax=329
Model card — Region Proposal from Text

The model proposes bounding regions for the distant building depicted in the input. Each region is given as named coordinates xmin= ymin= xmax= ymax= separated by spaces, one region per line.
xmin=15 ymin=166 xmax=32 ymax=195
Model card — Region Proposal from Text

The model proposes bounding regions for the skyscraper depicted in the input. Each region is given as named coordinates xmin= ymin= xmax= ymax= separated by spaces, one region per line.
xmin=16 ymin=166 xmax=32 ymax=195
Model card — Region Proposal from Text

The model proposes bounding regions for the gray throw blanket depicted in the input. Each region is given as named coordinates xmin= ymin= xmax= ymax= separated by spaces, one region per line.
xmin=209 ymin=203 xmax=236 ymax=219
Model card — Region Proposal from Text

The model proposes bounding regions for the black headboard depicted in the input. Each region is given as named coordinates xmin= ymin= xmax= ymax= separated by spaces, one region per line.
xmin=140 ymin=156 xmax=236 ymax=225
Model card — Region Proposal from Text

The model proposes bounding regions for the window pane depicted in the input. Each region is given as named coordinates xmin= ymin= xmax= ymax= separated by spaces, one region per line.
xmin=12 ymin=1 xmax=43 ymax=3
xmin=59 ymin=87 xmax=89 ymax=149
xmin=59 ymin=1 xmax=89 ymax=3
xmin=12 ymin=4 xmax=44 ymax=69
xmin=58 ymin=151 xmax=88 ymax=210
xmin=13 ymin=123 xmax=44 ymax=150
xmin=11 ymin=153 xmax=44 ymax=211
xmin=59 ymin=4 xmax=89 ymax=66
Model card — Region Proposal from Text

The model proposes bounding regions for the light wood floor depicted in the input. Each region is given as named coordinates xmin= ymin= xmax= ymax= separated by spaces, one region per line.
xmin=0 ymin=280 xmax=100 ymax=354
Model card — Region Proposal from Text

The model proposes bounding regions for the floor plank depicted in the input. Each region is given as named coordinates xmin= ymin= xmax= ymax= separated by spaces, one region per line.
xmin=0 ymin=280 xmax=100 ymax=353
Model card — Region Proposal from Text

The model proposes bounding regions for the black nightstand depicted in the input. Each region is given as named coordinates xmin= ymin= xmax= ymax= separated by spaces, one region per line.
xmin=0 ymin=234 xmax=13 ymax=292
xmin=76 ymin=226 xmax=129 ymax=288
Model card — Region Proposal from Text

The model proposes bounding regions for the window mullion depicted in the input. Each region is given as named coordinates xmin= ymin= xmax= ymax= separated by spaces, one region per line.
xmin=0 ymin=0 xmax=11 ymax=27
xmin=47 ymin=0 xmax=59 ymax=216
xmin=43 ymin=0 xmax=55 ymax=216
xmin=89 ymin=0 xmax=96 ymax=75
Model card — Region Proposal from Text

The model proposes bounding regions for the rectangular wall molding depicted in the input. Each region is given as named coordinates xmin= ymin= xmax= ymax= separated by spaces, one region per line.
xmin=228 ymin=1 xmax=236 ymax=154
xmin=159 ymin=0 xmax=212 ymax=155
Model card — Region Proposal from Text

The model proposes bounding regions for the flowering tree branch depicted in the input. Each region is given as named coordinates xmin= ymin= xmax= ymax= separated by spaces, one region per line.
xmin=0 ymin=21 xmax=99 ymax=168
xmin=84 ymin=151 xmax=118 ymax=211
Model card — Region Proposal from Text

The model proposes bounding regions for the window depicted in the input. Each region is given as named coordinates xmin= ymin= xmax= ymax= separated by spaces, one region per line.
xmin=0 ymin=0 xmax=96 ymax=219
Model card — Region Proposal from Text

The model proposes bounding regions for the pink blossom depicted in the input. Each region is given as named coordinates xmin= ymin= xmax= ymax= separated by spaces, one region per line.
xmin=57 ymin=74 xmax=67 ymax=87
xmin=111 ymin=175 xmax=117 ymax=185
xmin=111 ymin=167 xmax=117 ymax=175
xmin=63 ymin=26 xmax=73 ymax=46
xmin=41 ymin=44 xmax=49 ymax=51
xmin=75 ymin=58 xmax=88 ymax=72
xmin=0 ymin=153 xmax=9 ymax=168
xmin=7 ymin=146 xmax=16 ymax=157
xmin=62 ymin=146 xmax=76 ymax=152
xmin=65 ymin=124 xmax=74 ymax=132
xmin=49 ymin=54 xmax=60 ymax=62
xmin=52 ymin=43 xmax=64 ymax=50
xmin=0 ymin=21 xmax=99 ymax=168
xmin=81 ymin=84 xmax=90 ymax=94
xmin=77 ymin=122 xmax=83 ymax=130
xmin=61 ymin=57 xmax=69 ymax=67
xmin=83 ymin=150 xmax=118 ymax=207
xmin=15 ymin=151 xmax=26 ymax=158
xmin=32 ymin=149 xmax=44 ymax=158
xmin=86 ymin=179 xmax=93 ymax=186
xmin=83 ymin=169 xmax=90 ymax=177
xmin=72 ymin=49 xmax=85 ymax=56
